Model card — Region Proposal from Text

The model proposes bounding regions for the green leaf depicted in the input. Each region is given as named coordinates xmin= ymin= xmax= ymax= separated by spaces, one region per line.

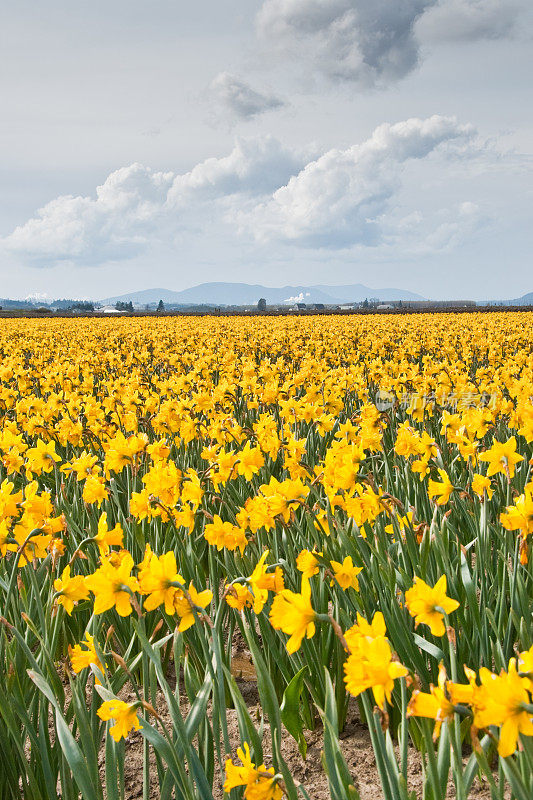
xmin=413 ymin=633 xmax=444 ymax=662
xmin=243 ymin=624 xmax=299 ymax=800
xmin=436 ymin=721 xmax=451 ymax=797
xmin=320 ymin=669 xmax=360 ymax=800
xmin=28 ymin=669 xmax=101 ymax=800
xmin=139 ymin=720 xmax=194 ymax=799
xmin=281 ymin=666 xmax=308 ymax=759
xmin=55 ymin=710 xmax=100 ymax=800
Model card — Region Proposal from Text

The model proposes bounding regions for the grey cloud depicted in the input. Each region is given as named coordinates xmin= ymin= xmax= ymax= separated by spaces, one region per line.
xmin=208 ymin=72 xmax=286 ymax=121
xmin=256 ymin=0 xmax=523 ymax=88
xmin=257 ymin=0 xmax=437 ymax=87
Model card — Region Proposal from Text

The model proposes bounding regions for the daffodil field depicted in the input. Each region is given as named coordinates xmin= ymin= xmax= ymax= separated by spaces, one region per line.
xmin=2 ymin=314 xmax=533 ymax=800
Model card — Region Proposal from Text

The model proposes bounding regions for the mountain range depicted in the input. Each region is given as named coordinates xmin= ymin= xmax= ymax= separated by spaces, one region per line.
xmin=510 ymin=292 xmax=533 ymax=305
xmin=101 ymin=282 xmax=425 ymax=306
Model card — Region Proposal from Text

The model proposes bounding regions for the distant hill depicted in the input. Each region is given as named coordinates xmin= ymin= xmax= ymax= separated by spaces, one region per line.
xmin=101 ymin=282 xmax=424 ymax=307
xmin=100 ymin=288 xmax=190 ymax=305
xmin=509 ymin=291 xmax=533 ymax=306
xmin=0 ymin=297 xmax=40 ymax=309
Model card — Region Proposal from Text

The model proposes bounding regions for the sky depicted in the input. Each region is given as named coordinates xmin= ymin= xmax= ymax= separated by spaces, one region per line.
xmin=0 ymin=0 xmax=532 ymax=301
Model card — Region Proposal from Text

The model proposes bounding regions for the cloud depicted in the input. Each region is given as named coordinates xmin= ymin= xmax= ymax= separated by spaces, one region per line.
xmin=2 ymin=164 xmax=174 ymax=265
xmin=416 ymin=0 xmax=520 ymax=42
xmin=256 ymin=0 xmax=523 ymax=88
xmin=382 ymin=201 xmax=488 ymax=255
xmin=238 ymin=115 xmax=479 ymax=248
xmin=2 ymin=138 xmax=305 ymax=266
xmin=257 ymin=0 xmax=433 ymax=88
xmin=167 ymin=136 xmax=305 ymax=204
xmin=1 ymin=118 xmax=491 ymax=267
xmin=207 ymin=72 xmax=286 ymax=122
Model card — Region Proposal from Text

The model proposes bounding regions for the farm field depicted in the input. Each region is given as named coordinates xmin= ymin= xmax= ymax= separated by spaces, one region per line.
xmin=1 ymin=313 xmax=533 ymax=800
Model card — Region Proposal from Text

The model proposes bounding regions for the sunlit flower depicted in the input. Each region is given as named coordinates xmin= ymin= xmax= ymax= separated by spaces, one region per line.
xmin=474 ymin=660 xmax=533 ymax=757
xmin=344 ymin=635 xmax=408 ymax=710
xmin=479 ymin=436 xmax=523 ymax=480
xmin=82 ymin=474 xmax=109 ymax=506
xmin=93 ymin=512 xmax=123 ymax=556
xmin=173 ymin=582 xmax=213 ymax=631
xmin=85 ymin=553 xmax=139 ymax=616
xmin=224 ymin=742 xmax=282 ymax=800
xmin=225 ymin=582 xmax=254 ymax=611
xmin=330 ymin=556 xmax=362 ymax=591
xmin=405 ymin=575 xmax=459 ymax=637
xmin=25 ymin=439 xmax=61 ymax=476
xmin=471 ymin=474 xmax=493 ymax=500
xmin=269 ymin=577 xmax=316 ymax=654
xmin=69 ymin=633 xmax=105 ymax=683
xmin=54 ymin=565 xmax=89 ymax=615
xmin=296 ymin=548 xmax=321 ymax=578
xmin=428 ymin=469 xmax=454 ymax=506
xmin=138 ymin=550 xmax=184 ymax=615
xmin=407 ymin=664 xmax=455 ymax=739
xmin=98 ymin=699 xmax=141 ymax=742
xmin=204 ymin=515 xmax=248 ymax=554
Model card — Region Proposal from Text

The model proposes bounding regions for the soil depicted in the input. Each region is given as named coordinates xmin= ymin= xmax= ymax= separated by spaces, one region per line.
xmin=40 ymin=629 xmax=500 ymax=799
xmin=98 ymin=651 xmax=498 ymax=800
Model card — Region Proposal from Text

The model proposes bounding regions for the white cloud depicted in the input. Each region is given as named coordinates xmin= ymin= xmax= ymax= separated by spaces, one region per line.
xmin=256 ymin=0 xmax=523 ymax=88
xmin=167 ymin=136 xmax=304 ymax=204
xmin=2 ymin=138 xmax=305 ymax=265
xmin=1 ymin=118 xmax=493 ymax=267
xmin=238 ymin=115 xmax=479 ymax=248
xmin=3 ymin=164 xmax=174 ymax=265
xmin=207 ymin=72 xmax=286 ymax=122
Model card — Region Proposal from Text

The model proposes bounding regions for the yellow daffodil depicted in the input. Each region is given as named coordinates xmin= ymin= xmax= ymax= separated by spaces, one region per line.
xmin=138 ymin=550 xmax=185 ymax=615
xmin=407 ymin=664 xmax=455 ymax=739
xmin=330 ymin=556 xmax=362 ymax=590
xmin=479 ymin=436 xmax=523 ymax=480
xmin=224 ymin=742 xmax=282 ymax=799
xmin=98 ymin=699 xmax=141 ymax=742
xmin=344 ymin=635 xmax=408 ymax=710
xmin=269 ymin=577 xmax=316 ymax=654
xmin=54 ymin=565 xmax=89 ymax=615
xmin=85 ymin=553 xmax=139 ymax=616
xmin=405 ymin=575 xmax=459 ymax=637
xmin=428 ymin=469 xmax=454 ymax=506
xmin=69 ymin=633 xmax=105 ymax=683
xmin=204 ymin=515 xmax=248 ymax=554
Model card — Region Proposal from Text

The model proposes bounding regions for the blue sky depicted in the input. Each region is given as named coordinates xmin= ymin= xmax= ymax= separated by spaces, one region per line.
xmin=0 ymin=0 xmax=531 ymax=300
